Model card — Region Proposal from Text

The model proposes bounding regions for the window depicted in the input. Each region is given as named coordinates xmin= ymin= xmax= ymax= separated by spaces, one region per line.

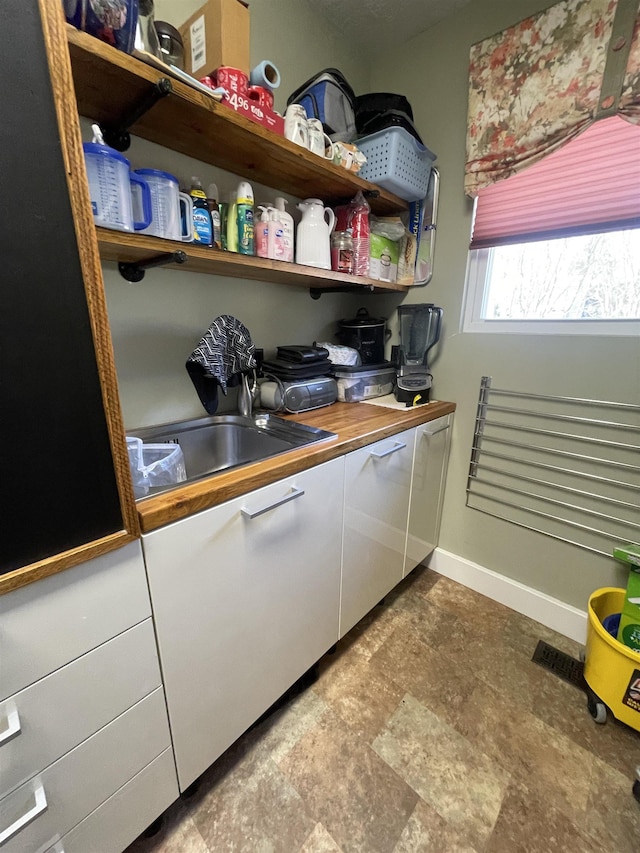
xmin=463 ymin=117 xmax=640 ymax=335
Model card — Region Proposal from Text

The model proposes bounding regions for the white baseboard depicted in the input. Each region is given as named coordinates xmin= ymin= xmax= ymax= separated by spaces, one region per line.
xmin=427 ymin=548 xmax=588 ymax=644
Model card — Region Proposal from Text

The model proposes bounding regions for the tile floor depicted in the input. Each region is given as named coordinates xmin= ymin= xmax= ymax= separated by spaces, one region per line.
xmin=126 ymin=567 xmax=640 ymax=853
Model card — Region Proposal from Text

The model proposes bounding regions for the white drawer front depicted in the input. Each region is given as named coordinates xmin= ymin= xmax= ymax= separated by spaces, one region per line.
xmin=0 ymin=688 xmax=170 ymax=853
xmin=1 ymin=619 xmax=162 ymax=799
xmin=1 ymin=541 xmax=151 ymax=701
xmin=56 ymin=749 xmax=178 ymax=853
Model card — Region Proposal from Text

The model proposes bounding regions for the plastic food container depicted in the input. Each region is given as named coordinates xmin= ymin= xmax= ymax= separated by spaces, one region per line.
xmin=126 ymin=436 xmax=187 ymax=498
xmin=332 ymin=363 xmax=396 ymax=402
xmin=357 ymin=127 xmax=436 ymax=201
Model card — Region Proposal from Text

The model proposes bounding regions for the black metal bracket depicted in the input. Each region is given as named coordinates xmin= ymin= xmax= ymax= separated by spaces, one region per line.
xmin=102 ymin=78 xmax=173 ymax=152
xmin=309 ymin=284 xmax=376 ymax=300
xmin=118 ymin=251 xmax=187 ymax=283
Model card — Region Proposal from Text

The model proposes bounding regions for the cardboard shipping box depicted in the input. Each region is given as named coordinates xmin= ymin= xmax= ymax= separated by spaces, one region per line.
xmin=179 ymin=0 xmax=250 ymax=78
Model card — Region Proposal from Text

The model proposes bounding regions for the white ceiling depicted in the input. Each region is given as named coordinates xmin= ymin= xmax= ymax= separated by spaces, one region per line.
xmin=310 ymin=0 xmax=473 ymax=51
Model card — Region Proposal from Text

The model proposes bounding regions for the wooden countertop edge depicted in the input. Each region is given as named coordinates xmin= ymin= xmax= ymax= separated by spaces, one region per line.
xmin=137 ymin=400 xmax=456 ymax=534
xmin=0 ymin=530 xmax=138 ymax=596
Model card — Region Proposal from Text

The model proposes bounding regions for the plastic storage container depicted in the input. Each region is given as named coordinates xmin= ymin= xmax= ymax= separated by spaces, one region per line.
xmin=357 ymin=127 xmax=436 ymax=201
xmin=332 ymin=363 xmax=395 ymax=403
xmin=126 ymin=436 xmax=187 ymax=498
xmin=583 ymin=587 xmax=640 ymax=731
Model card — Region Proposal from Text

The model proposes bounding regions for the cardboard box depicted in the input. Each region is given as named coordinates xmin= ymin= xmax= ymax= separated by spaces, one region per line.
xmin=221 ymin=93 xmax=284 ymax=135
xmin=179 ymin=0 xmax=250 ymax=78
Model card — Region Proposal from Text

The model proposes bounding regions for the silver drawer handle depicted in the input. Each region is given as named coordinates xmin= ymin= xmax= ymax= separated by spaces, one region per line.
xmin=0 ymin=704 xmax=21 ymax=746
xmin=0 ymin=782 xmax=48 ymax=845
xmin=241 ymin=487 xmax=305 ymax=520
xmin=422 ymin=423 xmax=450 ymax=437
xmin=370 ymin=441 xmax=406 ymax=459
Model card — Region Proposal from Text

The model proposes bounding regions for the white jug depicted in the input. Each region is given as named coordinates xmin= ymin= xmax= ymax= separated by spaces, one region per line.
xmin=296 ymin=199 xmax=335 ymax=270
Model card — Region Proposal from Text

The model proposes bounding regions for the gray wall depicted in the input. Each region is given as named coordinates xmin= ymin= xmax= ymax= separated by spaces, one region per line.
xmin=369 ymin=0 xmax=640 ymax=607
xmin=105 ymin=0 xmax=638 ymax=609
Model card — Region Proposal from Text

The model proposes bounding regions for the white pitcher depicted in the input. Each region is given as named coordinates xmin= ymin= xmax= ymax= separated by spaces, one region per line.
xmin=296 ymin=199 xmax=335 ymax=269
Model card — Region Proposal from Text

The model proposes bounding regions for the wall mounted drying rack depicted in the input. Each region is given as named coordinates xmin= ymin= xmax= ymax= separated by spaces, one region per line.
xmin=467 ymin=376 xmax=640 ymax=557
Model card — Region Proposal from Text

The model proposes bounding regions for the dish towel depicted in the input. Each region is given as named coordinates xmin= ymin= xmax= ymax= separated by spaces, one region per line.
xmin=186 ymin=315 xmax=256 ymax=414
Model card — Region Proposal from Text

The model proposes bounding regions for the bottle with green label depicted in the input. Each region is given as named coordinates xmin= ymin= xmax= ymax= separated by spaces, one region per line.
xmin=236 ymin=181 xmax=254 ymax=255
xmin=207 ymin=182 xmax=222 ymax=250
xmin=189 ymin=176 xmax=213 ymax=247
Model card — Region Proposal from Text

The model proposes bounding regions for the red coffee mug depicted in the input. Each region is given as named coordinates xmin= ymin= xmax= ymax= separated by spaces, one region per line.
xmin=213 ymin=66 xmax=249 ymax=96
xmin=248 ymin=85 xmax=274 ymax=110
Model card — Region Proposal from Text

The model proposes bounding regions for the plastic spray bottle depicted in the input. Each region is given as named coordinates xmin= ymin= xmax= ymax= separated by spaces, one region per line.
xmin=237 ymin=181 xmax=255 ymax=255
xmin=206 ymin=182 xmax=222 ymax=249
xmin=188 ymin=177 xmax=213 ymax=246
xmin=274 ymin=197 xmax=294 ymax=262
xmin=226 ymin=190 xmax=238 ymax=253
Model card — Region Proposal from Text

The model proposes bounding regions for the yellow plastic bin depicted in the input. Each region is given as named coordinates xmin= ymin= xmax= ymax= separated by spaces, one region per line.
xmin=584 ymin=587 xmax=640 ymax=731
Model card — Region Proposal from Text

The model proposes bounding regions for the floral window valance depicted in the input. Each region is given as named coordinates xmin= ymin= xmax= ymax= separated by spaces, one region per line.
xmin=465 ymin=0 xmax=640 ymax=197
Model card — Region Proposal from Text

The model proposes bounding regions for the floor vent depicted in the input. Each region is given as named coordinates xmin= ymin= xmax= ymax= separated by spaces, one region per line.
xmin=532 ymin=640 xmax=586 ymax=690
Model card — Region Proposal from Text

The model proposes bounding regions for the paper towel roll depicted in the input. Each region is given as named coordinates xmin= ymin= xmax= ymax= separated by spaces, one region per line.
xmin=250 ymin=60 xmax=281 ymax=91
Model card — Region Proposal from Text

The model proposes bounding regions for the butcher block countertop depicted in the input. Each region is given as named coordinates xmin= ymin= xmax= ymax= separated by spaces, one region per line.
xmin=136 ymin=399 xmax=456 ymax=534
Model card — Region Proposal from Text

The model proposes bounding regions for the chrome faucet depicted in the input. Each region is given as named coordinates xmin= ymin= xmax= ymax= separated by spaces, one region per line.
xmin=238 ymin=372 xmax=254 ymax=417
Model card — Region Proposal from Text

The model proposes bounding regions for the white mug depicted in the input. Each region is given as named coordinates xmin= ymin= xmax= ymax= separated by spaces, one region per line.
xmin=307 ymin=118 xmax=334 ymax=159
xmin=284 ymin=103 xmax=309 ymax=148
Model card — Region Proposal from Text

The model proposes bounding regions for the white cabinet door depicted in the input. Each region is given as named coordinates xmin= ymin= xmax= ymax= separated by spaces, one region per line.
xmin=340 ymin=428 xmax=414 ymax=638
xmin=404 ymin=414 xmax=452 ymax=576
xmin=143 ymin=458 xmax=344 ymax=791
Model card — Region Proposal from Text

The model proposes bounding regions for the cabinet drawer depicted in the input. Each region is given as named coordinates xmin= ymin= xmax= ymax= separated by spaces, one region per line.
xmin=0 ymin=542 xmax=151 ymax=701
xmin=53 ymin=749 xmax=178 ymax=853
xmin=1 ymin=619 xmax=162 ymax=799
xmin=0 ymin=688 xmax=170 ymax=853
xmin=340 ymin=429 xmax=414 ymax=637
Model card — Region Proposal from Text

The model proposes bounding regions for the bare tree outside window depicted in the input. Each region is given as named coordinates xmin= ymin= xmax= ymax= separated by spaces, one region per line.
xmin=483 ymin=231 xmax=640 ymax=321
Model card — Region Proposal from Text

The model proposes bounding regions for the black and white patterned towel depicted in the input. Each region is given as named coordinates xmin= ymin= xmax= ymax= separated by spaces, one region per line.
xmin=186 ymin=315 xmax=256 ymax=414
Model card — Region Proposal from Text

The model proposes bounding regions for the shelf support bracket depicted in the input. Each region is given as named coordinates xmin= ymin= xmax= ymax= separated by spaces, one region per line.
xmin=118 ymin=251 xmax=187 ymax=283
xmin=102 ymin=78 xmax=174 ymax=151
xmin=310 ymin=284 xmax=376 ymax=300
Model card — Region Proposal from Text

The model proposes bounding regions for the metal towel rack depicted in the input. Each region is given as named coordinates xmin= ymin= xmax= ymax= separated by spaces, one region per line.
xmin=466 ymin=376 xmax=640 ymax=557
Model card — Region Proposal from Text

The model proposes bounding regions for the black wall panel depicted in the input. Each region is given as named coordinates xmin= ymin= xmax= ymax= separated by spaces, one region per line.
xmin=0 ymin=3 xmax=123 ymax=574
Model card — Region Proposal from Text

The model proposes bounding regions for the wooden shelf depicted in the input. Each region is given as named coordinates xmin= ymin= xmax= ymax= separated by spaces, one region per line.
xmin=97 ymin=229 xmax=410 ymax=294
xmin=66 ymin=28 xmax=408 ymax=216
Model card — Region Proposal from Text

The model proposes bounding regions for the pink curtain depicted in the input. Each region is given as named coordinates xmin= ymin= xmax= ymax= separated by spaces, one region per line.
xmin=465 ymin=0 xmax=640 ymax=197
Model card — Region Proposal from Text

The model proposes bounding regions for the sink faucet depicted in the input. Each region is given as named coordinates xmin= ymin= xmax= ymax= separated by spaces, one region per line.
xmin=238 ymin=373 xmax=253 ymax=417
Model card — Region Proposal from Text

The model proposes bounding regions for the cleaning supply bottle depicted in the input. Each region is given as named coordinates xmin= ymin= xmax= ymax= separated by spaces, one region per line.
xmin=267 ymin=205 xmax=285 ymax=261
xmin=226 ymin=190 xmax=238 ymax=253
xmin=236 ymin=181 xmax=255 ymax=255
xmin=188 ymin=176 xmax=213 ymax=246
xmin=274 ymin=197 xmax=294 ymax=262
xmin=206 ymin=182 xmax=222 ymax=249
xmin=255 ymin=206 xmax=270 ymax=258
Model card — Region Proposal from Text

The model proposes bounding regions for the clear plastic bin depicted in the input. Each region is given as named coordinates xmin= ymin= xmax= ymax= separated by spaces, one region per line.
xmin=332 ymin=364 xmax=396 ymax=402
xmin=126 ymin=436 xmax=187 ymax=498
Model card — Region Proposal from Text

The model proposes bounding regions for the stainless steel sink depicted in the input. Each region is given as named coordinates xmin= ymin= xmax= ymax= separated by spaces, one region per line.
xmin=129 ymin=413 xmax=336 ymax=495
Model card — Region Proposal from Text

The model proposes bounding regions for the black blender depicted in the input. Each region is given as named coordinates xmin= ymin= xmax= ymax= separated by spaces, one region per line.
xmin=394 ymin=303 xmax=443 ymax=405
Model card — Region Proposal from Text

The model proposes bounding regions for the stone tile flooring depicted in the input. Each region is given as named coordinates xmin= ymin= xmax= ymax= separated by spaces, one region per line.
xmin=126 ymin=567 xmax=640 ymax=853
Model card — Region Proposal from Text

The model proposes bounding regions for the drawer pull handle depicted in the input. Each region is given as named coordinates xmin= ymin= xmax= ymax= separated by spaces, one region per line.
xmin=0 ymin=704 xmax=21 ymax=746
xmin=0 ymin=782 xmax=47 ymax=845
xmin=422 ymin=423 xmax=450 ymax=437
xmin=370 ymin=441 xmax=406 ymax=459
xmin=241 ymin=487 xmax=305 ymax=519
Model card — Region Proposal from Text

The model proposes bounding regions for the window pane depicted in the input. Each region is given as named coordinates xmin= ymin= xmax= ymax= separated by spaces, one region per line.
xmin=483 ymin=231 xmax=640 ymax=320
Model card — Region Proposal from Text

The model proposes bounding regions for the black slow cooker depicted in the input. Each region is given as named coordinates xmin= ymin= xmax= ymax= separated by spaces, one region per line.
xmin=336 ymin=307 xmax=390 ymax=365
